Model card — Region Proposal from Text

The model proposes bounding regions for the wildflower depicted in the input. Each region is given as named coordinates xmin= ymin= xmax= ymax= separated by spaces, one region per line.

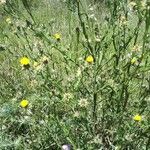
xmin=79 ymin=98 xmax=89 ymax=108
xmin=86 ymin=55 xmax=94 ymax=63
xmin=62 ymin=144 xmax=71 ymax=150
xmin=54 ymin=33 xmax=61 ymax=40
xmin=20 ymin=57 xmax=30 ymax=66
xmin=131 ymin=57 xmax=138 ymax=65
xmin=20 ymin=99 xmax=29 ymax=108
xmin=133 ymin=114 xmax=142 ymax=121
xmin=6 ymin=17 xmax=11 ymax=24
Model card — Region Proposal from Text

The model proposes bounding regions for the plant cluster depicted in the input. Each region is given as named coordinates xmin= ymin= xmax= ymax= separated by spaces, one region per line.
xmin=0 ymin=0 xmax=150 ymax=149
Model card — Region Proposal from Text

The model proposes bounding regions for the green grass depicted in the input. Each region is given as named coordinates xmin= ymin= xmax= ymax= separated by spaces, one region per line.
xmin=0 ymin=0 xmax=150 ymax=149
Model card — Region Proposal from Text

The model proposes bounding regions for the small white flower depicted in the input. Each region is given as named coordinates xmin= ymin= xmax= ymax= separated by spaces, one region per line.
xmin=62 ymin=144 xmax=70 ymax=150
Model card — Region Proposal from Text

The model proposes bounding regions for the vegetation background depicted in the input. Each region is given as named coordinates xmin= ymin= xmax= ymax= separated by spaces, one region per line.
xmin=0 ymin=0 xmax=150 ymax=149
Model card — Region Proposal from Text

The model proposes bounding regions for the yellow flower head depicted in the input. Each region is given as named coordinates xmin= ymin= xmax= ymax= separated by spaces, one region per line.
xmin=54 ymin=33 xmax=61 ymax=40
xmin=86 ymin=55 xmax=94 ymax=63
xmin=20 ymin=99 xmax=29 ymax=108
xmin=133 ymin=114 xmax=142 ymax=121
xmin=20 ymin=57 xmax=30 ymax=66
xmin=131 ymin=57 xmax=137 ymax=65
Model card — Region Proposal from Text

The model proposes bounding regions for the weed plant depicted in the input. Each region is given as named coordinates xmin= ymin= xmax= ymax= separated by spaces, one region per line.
xmin=0 ymin=0 xmax=150 ymax=149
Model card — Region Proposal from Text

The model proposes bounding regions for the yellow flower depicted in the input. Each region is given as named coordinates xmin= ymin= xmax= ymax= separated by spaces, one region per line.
xmin=20 ymin=99 xmax=29 ymax=108
xmin=133 ymin=114 xmax=142 ymax=121
xmin=86 ymin=55 xmax=94 ymax=63
xmin=131 ymin=57 xmax=137 ymax=65
xmin=20 ymin=57 xmax=30 ymax=66
xmin=54 ymin=33 xmax=61 ymax=40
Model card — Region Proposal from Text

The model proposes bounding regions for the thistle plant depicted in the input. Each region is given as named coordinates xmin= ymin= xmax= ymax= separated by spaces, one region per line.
xmin=0 ymin=0 xmax=150 ymax=149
